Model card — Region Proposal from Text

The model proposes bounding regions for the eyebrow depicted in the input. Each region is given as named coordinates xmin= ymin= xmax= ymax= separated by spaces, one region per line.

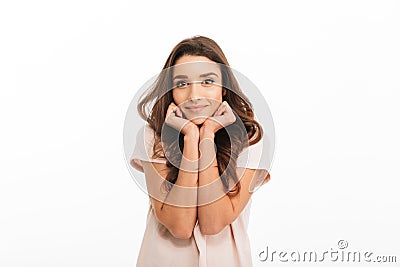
xmin=173 ymin=72 xmax=219 ymax=80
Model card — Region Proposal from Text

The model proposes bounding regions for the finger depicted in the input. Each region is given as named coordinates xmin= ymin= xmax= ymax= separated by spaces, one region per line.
xmin=168 ymin=103 xmax=177 ymax=112
xmin=221 ymin=101 xmax=234 ymax=116
xmin=166 ymin=105 xmax=178 ymax=118
xmin=213 ymin=101 xmax=225 ymax=116
xmin=166 ymin=108 xmax=172 ymax=118
xmin=223 ymin=101 xmax=231 ymax=111
xmin=175 ymin=106 xmax=183 ymax=118
xmin=215 ymin=101 xmax=228 ymax=116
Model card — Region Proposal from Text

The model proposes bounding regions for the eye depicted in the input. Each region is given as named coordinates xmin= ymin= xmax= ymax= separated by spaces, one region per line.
xmin=175 ymin=80 xmax=188 ymax=88
xmin=202 ymin=78 xmax=215 ymax=86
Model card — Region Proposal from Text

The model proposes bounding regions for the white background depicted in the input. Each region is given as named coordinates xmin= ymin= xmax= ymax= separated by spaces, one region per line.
xmin=1 ymin=0 xmax=399 ymax=266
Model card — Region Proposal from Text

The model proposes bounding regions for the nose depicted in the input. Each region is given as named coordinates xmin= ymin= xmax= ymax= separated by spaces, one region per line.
xmin=188 ymin=82 xmax=202 ymax=101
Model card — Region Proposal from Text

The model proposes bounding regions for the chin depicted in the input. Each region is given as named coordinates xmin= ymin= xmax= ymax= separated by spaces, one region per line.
xmin=189 ymin=116 xmax=208 ymax=125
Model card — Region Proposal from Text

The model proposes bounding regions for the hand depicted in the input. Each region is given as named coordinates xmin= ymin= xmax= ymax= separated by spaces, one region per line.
xmin=165 ymin=102 xmax=199 ymax=137
xmin=201 ymin=101 xmax=236 ymax=135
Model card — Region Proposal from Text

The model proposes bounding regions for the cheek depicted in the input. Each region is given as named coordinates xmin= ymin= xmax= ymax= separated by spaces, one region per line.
xmin=172 ymin=88 xmax=223 ymax=105
xmin=201 ymin=91 xmax=223 ymax=114
xmin=171 ymin=90 xmax=184 ymax=105
xmin=204 ymin=88 xmax=223 ymax=102
xmin=214 ymin=87 xmax=224 ymax=101
xmin=208 ymin=99 xmax=222 ymax=114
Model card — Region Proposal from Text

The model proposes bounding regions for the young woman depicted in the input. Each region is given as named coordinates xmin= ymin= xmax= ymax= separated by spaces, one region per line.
xmin=130 ymin=36 xmax=271 ymax=267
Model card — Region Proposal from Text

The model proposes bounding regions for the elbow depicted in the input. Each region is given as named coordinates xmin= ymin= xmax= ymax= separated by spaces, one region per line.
xmin=170 ymin=226 xmax=193 ymax=239
xmin=199 ymin=223 xmax=225 ymax=236
xmin=153 ymin=210 xmax=194 ymax=239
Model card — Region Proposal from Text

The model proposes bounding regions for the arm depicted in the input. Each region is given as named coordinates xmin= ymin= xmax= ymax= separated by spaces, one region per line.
xmin=141 ymin=132 xmax=199 ymax=239
xmin=197 ymin=129 xmax=270 ymax=235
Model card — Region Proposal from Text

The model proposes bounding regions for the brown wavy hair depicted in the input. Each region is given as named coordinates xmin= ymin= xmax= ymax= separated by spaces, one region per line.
xmin=136 ymin=35 xmax=263 ymax=197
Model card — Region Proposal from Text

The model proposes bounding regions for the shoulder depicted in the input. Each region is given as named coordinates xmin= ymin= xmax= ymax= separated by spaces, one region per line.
xmin=135 ymin=123 xmax=161 ymax=153
xmin=135 ymin=123 xmax=156 ymax=143
xmin=237 ymin=138 xmax=266 ymax=169
xmin=236 ymin=137 xmax=271 ymax=190
xmin=130 ymin=123 xmax=166 ymax=172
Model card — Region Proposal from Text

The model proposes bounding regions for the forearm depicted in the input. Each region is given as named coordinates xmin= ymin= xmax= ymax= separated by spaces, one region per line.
xmin=197 ymin=131 xmax=235 ymax=235
xmin=159 ymin=134 xmax=199 ymax=237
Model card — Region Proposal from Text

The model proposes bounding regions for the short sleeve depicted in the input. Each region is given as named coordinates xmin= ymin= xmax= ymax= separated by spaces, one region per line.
xmin=237 ymin=137 xmax=270 ymax=170
xmin=236 ymin=137 xmax=272 ymax=190
xmin=129 ymin=124 xmax=167 ymax=173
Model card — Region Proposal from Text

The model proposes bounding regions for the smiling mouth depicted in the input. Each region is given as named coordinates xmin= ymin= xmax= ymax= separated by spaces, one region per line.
xmin=185 ymin=105 xmax=209 ymax=112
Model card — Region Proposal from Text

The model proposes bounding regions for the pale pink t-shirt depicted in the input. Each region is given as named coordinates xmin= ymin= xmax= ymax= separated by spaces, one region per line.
xmin=130 ymin=124 xmax=269 ymax=267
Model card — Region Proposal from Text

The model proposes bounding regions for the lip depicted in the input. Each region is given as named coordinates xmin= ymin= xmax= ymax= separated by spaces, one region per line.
xmin=185 ymin=105 xmax=209 ymax=112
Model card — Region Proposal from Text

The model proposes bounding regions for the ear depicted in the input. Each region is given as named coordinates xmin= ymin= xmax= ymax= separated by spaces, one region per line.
xmin=223 ymin=88 xmax=227 ymax=96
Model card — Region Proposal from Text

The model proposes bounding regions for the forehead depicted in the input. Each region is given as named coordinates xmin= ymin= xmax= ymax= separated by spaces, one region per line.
xmin=172 ymin=60 xmax=221 ymax=77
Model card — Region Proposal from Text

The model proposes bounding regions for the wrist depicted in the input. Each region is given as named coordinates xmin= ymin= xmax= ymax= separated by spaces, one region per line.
xmin=199 ymin=127 xmax=215 ymax=140
xmin=184 ymin=131 xmax=200 ymax=142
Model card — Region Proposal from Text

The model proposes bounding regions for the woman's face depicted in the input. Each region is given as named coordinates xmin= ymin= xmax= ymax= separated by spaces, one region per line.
xmin=172 ymin=55 xmax=224 ymax=125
